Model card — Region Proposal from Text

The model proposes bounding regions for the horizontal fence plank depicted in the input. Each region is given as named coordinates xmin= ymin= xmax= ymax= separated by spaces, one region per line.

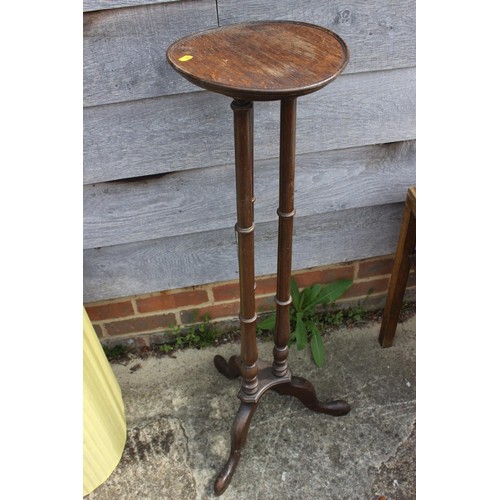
xmin=83 ymin=0 xmax=180 ymax=12
xmin=84 ymin=67 xmax=415 ymax=184
xmin=218 ymin=0 xmax=415 ymax=76
xmin=83 ymin=0 xmax=218 ymax=107
xmin=84 ymin=0 xmax=415 ymax=107
xmin=83 ymin=203 xmax=403 ymax=302
xmin=84 ymin=141 xmax=415 ymax=249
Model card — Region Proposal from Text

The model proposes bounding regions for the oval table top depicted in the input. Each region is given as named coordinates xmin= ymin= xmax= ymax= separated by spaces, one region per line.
xmin=166 ymin=21 xmax=349 ymax=101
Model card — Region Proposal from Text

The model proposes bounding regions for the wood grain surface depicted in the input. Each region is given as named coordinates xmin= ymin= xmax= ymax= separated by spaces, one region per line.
xmin=84 ymin=67 xmax=415 ymax=184
xmin=83 ymin=0 xmax=415 ymax=106
xmin=83 ymin=0 xmax=180 ymax=12
xmin=84 ymin=141 xmax=415 ymax=249
xmin=218 ymin=0 xmax=416 ymax=75
xmin=83 ymin=203 xmax=403 ymax=302
xmin=83 ymin=0 xmax=218 ymax=107
xmin=167 ymin=21 xmax=348 ymax=101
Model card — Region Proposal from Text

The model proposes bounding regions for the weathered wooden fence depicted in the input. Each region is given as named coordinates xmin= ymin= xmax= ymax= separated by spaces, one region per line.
xmin=83 ymin=0 xmax=416 ymax=303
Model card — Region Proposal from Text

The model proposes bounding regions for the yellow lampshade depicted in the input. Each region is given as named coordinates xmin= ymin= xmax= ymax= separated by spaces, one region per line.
xmin=83 ymin=308 xmax=126 ymax=496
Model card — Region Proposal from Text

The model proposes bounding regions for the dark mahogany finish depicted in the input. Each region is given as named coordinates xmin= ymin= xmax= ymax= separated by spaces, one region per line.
xmin=167 ymin=21 xmax=349 ymax=101
xmin=166 ymin=21 xmax=350 ymax=496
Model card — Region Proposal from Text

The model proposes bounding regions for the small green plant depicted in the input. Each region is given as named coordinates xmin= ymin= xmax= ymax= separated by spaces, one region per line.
xmin=102 ymin=343 xmax=129 ymax=361
xmin=322 ymin=304 xmax=364 ymax=327
xmin=160 ymin=314 xmax=219 ymax=352
xmin=257 ymin=278 xmax=352 ymax=367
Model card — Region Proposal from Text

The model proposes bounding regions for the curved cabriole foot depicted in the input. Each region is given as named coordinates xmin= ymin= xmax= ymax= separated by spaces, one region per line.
xmin=214 ymin=402 xmax=257 ymax=496
xmin=271 ymin=376 xmax=351 ymax=416
xmin=214 ymin=354 xmax=242 ymax=380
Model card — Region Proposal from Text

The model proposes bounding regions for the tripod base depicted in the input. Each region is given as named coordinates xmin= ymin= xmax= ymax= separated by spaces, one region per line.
xmin=213 ymin=355 xmax=350 ymax=495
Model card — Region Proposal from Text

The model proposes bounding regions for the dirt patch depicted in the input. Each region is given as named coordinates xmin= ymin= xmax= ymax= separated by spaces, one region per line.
xmin=371 ymin=422 xmax=416 ymax=500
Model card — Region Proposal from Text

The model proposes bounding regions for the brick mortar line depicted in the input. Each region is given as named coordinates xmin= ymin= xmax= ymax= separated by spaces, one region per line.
xmin=103 ymin=290 xmax=412 ymax=341
xmin=174 ymin=311 xmax=182 ymax=324
xmin=174 ymin=278 xmax=403 ymax=310
xmin=206 ymin=286 xmax=215 ymax=304
xmin=204 ymin=262 xmax=360 ymax=289
xmin=338 ymin=290 xmax=388 ymax=300
xmin=294 ymin=260 xmax=358 ymax=272
xmin=87 ymin=261 xmax=385 ymax=311
xmin=207 ymin=292 xmax=278 ymax=306
xmin=91 ymin=301 xmax=207 ymax=325
xmin=131 ymin=297 xmax=139 ymax=314
xmin=159 ymin=292 xmax=280 ymax=309
xmin=353 ymin=274 xmax=392 ymax=283
xmin=100 ymin=288 xmax=416 ymax=341
xmin=356 ymin=253 xmax=394 ymax=263
xmin=100 ymin=323 xmax=110 ymax=339
xmin=159 ymin=296 xmax=230 ymax=314
xmin=139 ymin=298 xmax=214 ymax=314
xmin=89 ymin=259 xmax=398 ymax=317
xmin=84 ymin=297 xmax=136 ymax=308
xmin=188 ymin=284 xmax=403 ymax=311
xmin=92 ymin=274 xmax=400 ymax=326
xmin=353 ymin=260 xmax=360 ymax=280
xmin=99 ymin=294 xmax=219 ymax=320
xmin=90 ymin=307 xmax=189 ymax=326
xmin=338 ymin=285 xmax=415 ymax=302
xmin=102 ymin=326 xmax=171 ymax=342
xmin=85 ymin=285 xmax=213 ymax=308
xmin=86 ymin=257 xmax=392 ymax=308
xmin=145 ymin=277 xmax=398 ymax=314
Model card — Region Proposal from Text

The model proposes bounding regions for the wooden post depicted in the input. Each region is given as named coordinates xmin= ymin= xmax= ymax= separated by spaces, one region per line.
xmin=272 ymin=98 xmax=297 ymax=377
xmin=379 ymin=187 xmax=416 ymax=347
xmin=232 ymin=99 xmax=259 ymax=395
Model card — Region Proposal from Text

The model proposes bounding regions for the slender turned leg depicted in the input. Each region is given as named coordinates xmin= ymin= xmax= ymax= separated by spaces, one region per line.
xmin=273 ymin=98 xmax=297 ymax=377
xmin=379 ymin=194 xmax=416 ymax=347
xmin=214 ymin=402 xmax=257 ymax=496
xmin=213 ymin=101 xmax=258 ymax=496
xmin=232 ymin=99 xmax=259 ymax=395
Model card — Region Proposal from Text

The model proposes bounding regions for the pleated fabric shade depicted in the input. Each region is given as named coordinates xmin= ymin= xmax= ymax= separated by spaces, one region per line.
xmin=83 ymin=308 xmax=126 ymax=496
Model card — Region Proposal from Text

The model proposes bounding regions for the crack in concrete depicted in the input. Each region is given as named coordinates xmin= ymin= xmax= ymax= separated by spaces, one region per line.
xmin=355 ymin=399 xmax=416 ymax=418
xmin=170 ymin=415 xmax=199 ymax=497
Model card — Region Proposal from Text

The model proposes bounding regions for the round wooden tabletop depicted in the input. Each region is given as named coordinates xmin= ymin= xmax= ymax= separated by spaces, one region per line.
xmin=167 ymin=21 xmax=349 ymax=101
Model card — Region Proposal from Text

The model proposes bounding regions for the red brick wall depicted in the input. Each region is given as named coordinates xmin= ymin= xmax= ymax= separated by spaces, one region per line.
xmin=84 ymin=254 xmax=415 ymax=349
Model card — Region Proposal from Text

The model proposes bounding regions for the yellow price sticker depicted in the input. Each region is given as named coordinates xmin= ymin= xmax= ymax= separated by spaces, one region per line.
xmin=179 ymin=55 xmax=193 ymax=62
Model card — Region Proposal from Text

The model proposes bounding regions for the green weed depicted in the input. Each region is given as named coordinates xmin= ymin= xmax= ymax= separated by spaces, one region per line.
xmin=257 ymin=278 xmax=353 ymax=368
xmin=160 ymin=314 xmax=220 ymax=353
xmin=102 ymin=343 xmax=129 ymax=361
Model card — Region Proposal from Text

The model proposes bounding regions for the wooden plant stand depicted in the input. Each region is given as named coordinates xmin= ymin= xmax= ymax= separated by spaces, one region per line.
xmin=167 ymin=21 xmax=351 ymax=495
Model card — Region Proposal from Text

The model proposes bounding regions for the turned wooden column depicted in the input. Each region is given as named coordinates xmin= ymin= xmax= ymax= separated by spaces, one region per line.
xmin=273 ymin=97 xmax=297 ymax=377
xmin=231 ymin=99 xmax=258 ymax=395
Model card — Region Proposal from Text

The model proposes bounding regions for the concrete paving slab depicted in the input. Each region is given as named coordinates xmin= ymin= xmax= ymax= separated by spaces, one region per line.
xmin=86 ymin=316 xmax=415 ymax=500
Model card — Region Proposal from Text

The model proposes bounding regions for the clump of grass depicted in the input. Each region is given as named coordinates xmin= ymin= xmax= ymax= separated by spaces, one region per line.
xmin=160 ymin=314 xmax=220 ymax=353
